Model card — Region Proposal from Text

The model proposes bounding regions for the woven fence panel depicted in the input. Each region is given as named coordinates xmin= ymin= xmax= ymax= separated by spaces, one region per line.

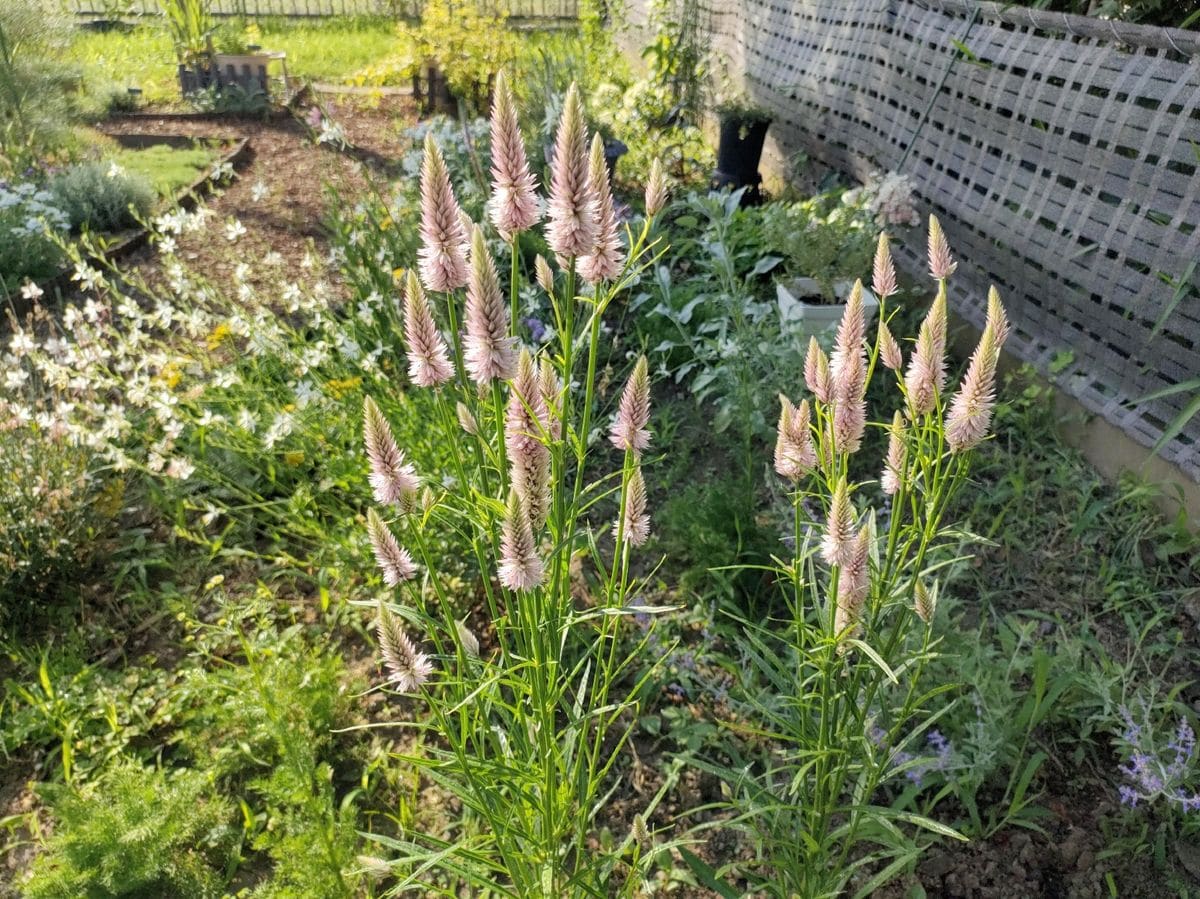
xmin=640 ymin=0 xmax=1200 ymax=479
xmin=68 ymin=0 xmax=579 ymax=17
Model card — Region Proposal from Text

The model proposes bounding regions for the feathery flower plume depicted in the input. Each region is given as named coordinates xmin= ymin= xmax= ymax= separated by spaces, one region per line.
xmin=820 ymin=478 xmax=855 ymax=566
xmin=367 ymin=508 xmax=418 ymax=586
xmin=418 ymin=133 xmax=470 ymax=293
xmin=535 ymin=254 xmax=555 ymax=294
xmin=610 ymin=355 xmax=651 ymax=455
xmin=580 ymin=133 xmax=625 ymax=284
xmin=402 ymin=270 xmax=454 ymax=387
xmin=456 ymin=400 xmax=477 ymax=435
xmin=498 ymin=490 xmax=544 ymax=591
xmin=878 ymin=319 xmax=903 ymax=372
xmin=881 ymin=410 xmax=907 ymax=495
xmin=830 ymin=281 xmax=868 ymax=454
xmin=872 ymin=232 xmax=898 ymax=300
xmin=645 ymin=157 xmax=669 ymax=217
xmin=537 ymin=357 xmax=562 ymax=440
xmin=614 ymin=463 xmax=650 ymax=546
xmin=913 ymin=579 xmax=936 ymax=624
xmin=364 ymin=396 xmax=420 ymax=510
xmin=774 ymin=395 xmax=816 ymax=481
xmin=455 ymin=618 xmax=480 ymax=658
xmin=904 ymin=289 xmax=948 ymax=416
xmin=507 ymin=350 xmax=552 ymax=528
xmin=945 ymin=293 xmax=1008 ymax=452
xmin=546 ymin=83 xmax=598 ymax=261
xmin=834 ymin=526 xmax=871 ymax=642
xmin=464 ymin=225 xmax=517 ymax=384
xmin=927 ymin=214 xmax=957 ymax=281
xmin=377 ymin=601 xmax=433 ymax=692
xmin=488 ymin=70 xmax=541 ymax=239
xmin=804 ymin=336 xmax=832 ymax=404
xmin=986 ymin=285 xmax=1010 ymax=347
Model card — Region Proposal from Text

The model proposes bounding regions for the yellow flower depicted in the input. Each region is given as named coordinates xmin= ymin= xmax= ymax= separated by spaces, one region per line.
xmin=380 ymin=215 xmax=393 ymax=231
xmin=159 ymin=362 xmax=182 ymax=390
xmin=392 ymin=267 xmax=406 ymax=283
xmin=283 ymin=450 xmax=305 ymax=466
xmin=206 ymin=322 xmax=231 ymax=350
xmin=325 ymin=376 xmax=363 ymax=399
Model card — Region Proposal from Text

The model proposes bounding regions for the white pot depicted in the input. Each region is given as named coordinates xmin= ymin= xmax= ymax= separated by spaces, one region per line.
xmin=776 ymin=276 xmax=878 ymax=348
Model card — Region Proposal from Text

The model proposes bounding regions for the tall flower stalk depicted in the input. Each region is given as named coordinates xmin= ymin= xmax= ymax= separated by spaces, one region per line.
xmin=353 ymin=84 xmax=673 ymax=897
xmin=721 ymin=220 xmax=1008 ymax=896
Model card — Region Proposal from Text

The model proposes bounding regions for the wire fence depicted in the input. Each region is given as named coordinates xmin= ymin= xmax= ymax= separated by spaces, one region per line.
xmin=67 ymin=0 xmax=579 ymax=18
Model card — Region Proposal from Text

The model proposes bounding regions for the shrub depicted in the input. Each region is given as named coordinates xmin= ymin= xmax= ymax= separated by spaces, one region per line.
xmin=48 ymin=161 xmax=156 ymax=234
xmin=23 ymin=758 xmax=235 ymax=898
xmin=0 ymin=422 xmax=117 ymax=624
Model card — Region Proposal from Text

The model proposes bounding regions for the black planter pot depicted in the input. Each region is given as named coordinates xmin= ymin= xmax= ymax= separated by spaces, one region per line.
xmin=711 ymin=113 xmax=772 ymax=205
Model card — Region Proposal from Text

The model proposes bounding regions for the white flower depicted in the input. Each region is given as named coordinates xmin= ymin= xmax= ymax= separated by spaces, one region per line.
xmin=72 ymin=263 xmax=103 ymax=291
xmin=225 ymin=219 xmax=247 ymax=242
xmin=106 ymin=162 xmax=124 ymax=179
xmin=165 ymin=457 xmax=196 ymax=480
xmin=251 ymin=180 xmax=269 ymax=202
xmin=211 ymin=161 xmax=234 ymax=183
xmin=9 ymin=330 xmax=35 ymax=356
xmin=19 ymin=281 xmax=43 ymax=301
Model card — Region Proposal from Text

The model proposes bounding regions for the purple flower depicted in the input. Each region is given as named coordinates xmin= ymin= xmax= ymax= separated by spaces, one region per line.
xmin=523 ymin=316 xmax=548 ymax=342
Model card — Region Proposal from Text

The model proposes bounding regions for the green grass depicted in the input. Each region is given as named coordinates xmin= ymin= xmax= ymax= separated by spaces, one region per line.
xmin=64 ymin=17 xmax=400 ymax=104
xmin=112 ymin=144 xmax=219 ymax=196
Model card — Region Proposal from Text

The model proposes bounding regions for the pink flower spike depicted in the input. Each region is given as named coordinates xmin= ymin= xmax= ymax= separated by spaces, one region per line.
xmin=830 ymin=281 xmax=868 ymax=454
xmin=535 ymin=254 xmax=555 ymax=294
xmin=834 ymin=526 xmax=872 ymax=643
xmin=881 ymin=410 xmax=907 ymax=495
xmin=945 ymin=296 xmax=1005 ymax=453
xmin=805 ymin=336 xmax=832 ymax=404
xmin=403 ymin=270 xmax=454 ymax=387
xmin=498 ymin=491 xmax=544 ymax=591
xmin=878 ymin=319 xmax=903 ymax=372
xmin=537 ymin=357 xmax=562 ymax=440
xmin=363 ymin=396 xmax=420 ymax=510
xmin=872 ymin=233 xmax=898 ymax=300
xmin=579 ymin=132 xmax=625 ymax=285
xmin=774 ymin=395 xmax=816 ymax=481
xmin=464 ymin=225 xmax=517 ymax=384
xmin=904 ymin=289 xmax=948 ymax=417
xmin=377 ymin=601 xmax=433 ymax=692
xmin=820 ymin=478 xmax=855 ymax=567
xmin=367 ymin=508 xmax=418 ymax=586
xmin=546 ymin=83 xmax=598 ymax=261
xmin=488 ymin=70 xmax=541 ymax=239
xmin=507 ymin=351 xmax=552 ymax=529
xmin=645 ymin=158 xmax=669 ymax=217
xmin=928 ymin=214 xmax=957 ymax=281
xmin=610 ymin=355 xmax=651 ymax=455
xmin=614 ymin=463 xmax=650 ymax=546
xmin=418 ymin=133 xmax=470 ymax=293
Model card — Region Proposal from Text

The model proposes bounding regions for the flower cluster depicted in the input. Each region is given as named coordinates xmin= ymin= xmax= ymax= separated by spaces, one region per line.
xmin=1116 ymin=703 xmax=1200 ymax=813
xmin=843 ymin=170 xmax=921 ymax=229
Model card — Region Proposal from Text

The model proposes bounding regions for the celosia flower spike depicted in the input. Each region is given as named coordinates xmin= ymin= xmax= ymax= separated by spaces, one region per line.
xmin=830 ymin=281 xmax=868 ymax=455
xmin=820 ymin=478 xmax=855 ymax=566
xmin=377 ymin=601 xmax=433 ymax=692
xmin=464 ymin=225 xmax=517 ymax=384
xmin=546 ymin=83 xmax=598 ymax=261
xmin=363 ymin=396 xmax=420 ymax=510
xmin=537 ymin=357 xmax=562 ymax=440
xmin=904 ymin=289 xmax=948 ymax=416
xmin=872 ymin=233 xmax=898 ymax=300
xmin=498 ymin=490 xmax=544 ymax=591
xmin=418 ymin=133 xmax=470 ymax=293
xmin=535 ymin=254 xmax=555 ymax=294
xmin=610 ymin=355 xmax=651 ymax=455
xmin=402 ymin=270 xmax=454 ymax=387
xmin=488 ymin=70 xmax=541 ymax=239
xmin=645 ymin=157 xmax=669 ymax=217
xmin=614 ymin=464 xmax=650 ymax=546
xmin=580 ymin=133 xmax=625 ymax=285
xmin=986 ymin=285 xmax=1010 ymax=347
xmin=945 ymin=292 xmax=1008 ymax=452
xmin=928 ymin=214 xmax=957 ymax=281
xmin=881 ymin=410 xmax=907 ymax=495
xmin=805 ymin=336 xmax=832 ymax=404
xmin=774 ymin=395 xmax=816 ymax=481
xmin=913 ymin=579 xmax=936 ymax=624
xmin=456 ymin=401 xmax=477 ymax=435
xmin=878 ymin=319 xmax=903 ymax=372
xmin=507 ymin=349 xmax=552 ymax=528
xmin=834 ymin=526 xmax=872 ymax=643
xmin=367 ymin=508 xmax=418 ymax=586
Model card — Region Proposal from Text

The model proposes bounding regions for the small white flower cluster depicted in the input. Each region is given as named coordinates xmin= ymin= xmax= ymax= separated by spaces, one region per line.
xmin=843 ymin=170 xmax=921 ymax=229
xmin=0 ymin=181 xmax=70 ymax=237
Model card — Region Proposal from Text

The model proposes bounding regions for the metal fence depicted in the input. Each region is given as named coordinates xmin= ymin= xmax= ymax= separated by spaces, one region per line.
xmin=68 ymin=0 xmax=579 ymax=17
xmin=628 ymin=0 xmax=1200 ymax=480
